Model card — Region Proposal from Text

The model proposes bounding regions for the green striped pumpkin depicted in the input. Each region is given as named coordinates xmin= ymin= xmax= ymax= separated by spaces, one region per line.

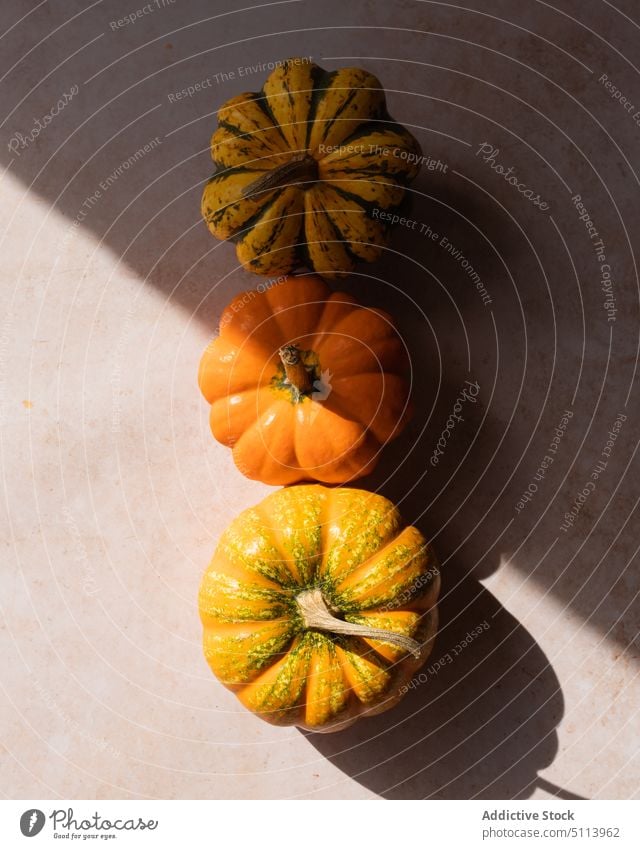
xmin=201 ymin=58 xmax=422 ymax=278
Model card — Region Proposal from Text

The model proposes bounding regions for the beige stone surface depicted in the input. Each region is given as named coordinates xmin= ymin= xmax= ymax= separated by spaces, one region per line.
xmin=1 ymin=0 xmax=639 ymax=799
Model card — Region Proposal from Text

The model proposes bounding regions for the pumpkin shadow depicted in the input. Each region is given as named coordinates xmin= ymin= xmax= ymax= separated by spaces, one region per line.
xmin=352 ymin=299 xmax=513 ymax=584
xmin=310 ymin=200 xmax=570 ymax=798
xmin=336 ymin=169 xmax=525 ymax=583
xmin=304 ymin=570 xmax=570 ymax=799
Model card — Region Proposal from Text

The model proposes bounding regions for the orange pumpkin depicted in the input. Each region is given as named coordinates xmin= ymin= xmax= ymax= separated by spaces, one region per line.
xmin=198 ymin=485 xmax=440 ymax=731
xmin=198 ymin=275 xmax=412 ymax=485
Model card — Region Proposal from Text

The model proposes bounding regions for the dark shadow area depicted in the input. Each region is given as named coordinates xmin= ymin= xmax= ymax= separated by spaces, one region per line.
xmin=305 ymin=571 xmax=572 ymax=799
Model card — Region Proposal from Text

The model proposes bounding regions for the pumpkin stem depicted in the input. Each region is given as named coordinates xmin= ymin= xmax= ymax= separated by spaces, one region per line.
xmin=279 ymin=344 xmax=314 ymax=396
xmin=296 ymin=588 xmax=422 ymax=659
xmin=241 ymin=153 xmax=318 ymax=199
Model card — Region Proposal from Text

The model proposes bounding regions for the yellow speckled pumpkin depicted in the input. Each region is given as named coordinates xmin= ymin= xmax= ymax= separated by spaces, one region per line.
xmin=198 ymin=274 xmax=412 ymax=485
xmin=201 ymin=58 xmax=422 ymax=278
xmin=198 ymin=485 xmax=440 ymax=731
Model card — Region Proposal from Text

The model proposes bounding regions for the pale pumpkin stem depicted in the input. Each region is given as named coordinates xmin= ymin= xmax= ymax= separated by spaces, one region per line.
xmin=279 ymin=344 xmax=314 ymax=395
xmin=296 ymin=588 xmax=422 ymax=659
xmin=241 ymin=153 xmax=318 ymax=199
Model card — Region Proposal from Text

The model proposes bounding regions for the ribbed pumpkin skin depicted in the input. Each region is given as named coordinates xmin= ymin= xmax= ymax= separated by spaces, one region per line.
xmin=201 ymin=58 xmax=422 ymax=278
xmin=199 ymin=486 xmax=440 ymax=731
xmin=198 ymin=275 xmax=412 ymax=485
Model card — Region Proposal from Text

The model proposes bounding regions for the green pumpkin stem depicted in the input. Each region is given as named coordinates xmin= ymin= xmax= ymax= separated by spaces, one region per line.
xmin=296 ymin=588 xmax=422 ymax=659
xmin=241 ymin=153 xmax=318 ymax=199
xmin=279 ymin=344 xmax=314 ymax=396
